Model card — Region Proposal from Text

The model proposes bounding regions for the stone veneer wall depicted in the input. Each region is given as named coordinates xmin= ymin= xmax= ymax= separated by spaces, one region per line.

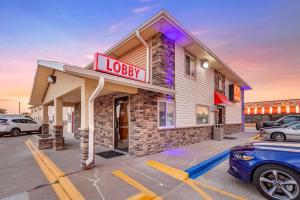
xmin=92 ymin=89 xmax=213 ymax=157
xmin=129 ymin=89 xmax=212 ymax=156
xmin=151 ymin=33 xmax=175 ymax=89
xmin=74 ymin=103 xmax=81 ymax=139
xmin=224 ymin=124 xmax=242 ymax=135
xmin=94 ymin=94 xmax=115 ymax=149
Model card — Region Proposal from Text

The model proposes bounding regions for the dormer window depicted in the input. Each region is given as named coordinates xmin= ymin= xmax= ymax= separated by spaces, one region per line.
xmin=185 ymin=53 xmax=196 ymax=79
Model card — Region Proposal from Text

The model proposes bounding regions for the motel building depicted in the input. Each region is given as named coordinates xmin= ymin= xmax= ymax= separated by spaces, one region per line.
xmin=29 ymin=11 xmax=250 ymax=170
xmin=244 ymin=99 xmax=300 ymax=124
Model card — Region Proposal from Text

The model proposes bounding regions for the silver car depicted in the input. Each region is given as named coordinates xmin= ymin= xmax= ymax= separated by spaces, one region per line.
xmin=261 ymin=123 xmax=300 ymax=142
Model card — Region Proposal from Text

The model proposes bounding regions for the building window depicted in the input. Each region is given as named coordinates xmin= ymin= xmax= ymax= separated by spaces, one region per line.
xmin=196 ymin=105 xmax=209 ymax=125
xmin=185 ymin=53 xmax=196 ymax=79
xmin=218 ymin=75 xmax=223 ymax=92
xmin=158 ymin=100 xmax=175 ymax=128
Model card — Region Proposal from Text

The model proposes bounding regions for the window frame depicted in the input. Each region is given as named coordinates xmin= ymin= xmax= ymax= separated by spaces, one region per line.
xmin=184 ymin=52 xmax=197 ymax=79
xmin=157 ymin=99 xmax=176 ymax=129
xmin=217 ymin=75 xmax=224 ymax=92
xmin=196 ymin=104 xmax=210 ymax=125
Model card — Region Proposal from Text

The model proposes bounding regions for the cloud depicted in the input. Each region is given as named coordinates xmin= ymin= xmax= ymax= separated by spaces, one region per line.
xmin=109 ymin=22 xmax=123 ymax=33
xmin=84 ymin=54 xmax=94 ymax=60
xmin=191 ymin=30 xmax=208 ymax=36
xmin=139 ymin=0 xmax=155 ymax=3
xmin=132 ymin=6 xmax=152 ymax=14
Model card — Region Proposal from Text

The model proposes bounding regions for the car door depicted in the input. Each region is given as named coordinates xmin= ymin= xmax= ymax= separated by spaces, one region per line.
xmin=285 ymin=124 xmax=300 ymax=141
xmin=12 ymin=119 xmax=28 ymax=132
xmin=24 ymin=119 xmax=38 ymax=131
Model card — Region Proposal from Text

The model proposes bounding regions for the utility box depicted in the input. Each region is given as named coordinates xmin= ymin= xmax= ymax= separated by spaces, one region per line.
xmin=213 ymin=124 xmax=224 ymax=140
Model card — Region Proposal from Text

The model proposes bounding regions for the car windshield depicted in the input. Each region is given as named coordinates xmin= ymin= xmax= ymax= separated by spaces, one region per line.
xmin=282 ymin=121 xmax=300 ymax=128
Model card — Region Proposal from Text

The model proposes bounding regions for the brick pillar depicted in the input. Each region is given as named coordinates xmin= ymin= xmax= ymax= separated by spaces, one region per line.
xmin=41 ymin=124 xmax=49 ymax=135
xmin=53 ymin=125 xmax=64 ymax=151
xmin=80 ymin=128 xmax=95 ymax=170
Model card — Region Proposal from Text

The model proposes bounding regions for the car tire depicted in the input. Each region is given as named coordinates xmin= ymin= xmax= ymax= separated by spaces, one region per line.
xmin=39 ymin=127 xmax=42 ymax=134
xmin=10 ymin=128 xmax=21 ymax=137
xmin=253 ymin=164 xmax=300 ymax=200
xmin=272 ymin=132 xmax=286 ymax=142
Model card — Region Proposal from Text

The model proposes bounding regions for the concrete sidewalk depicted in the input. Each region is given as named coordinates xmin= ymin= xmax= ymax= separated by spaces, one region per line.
xmin=40 ymin=129 xmax=259 ymax=200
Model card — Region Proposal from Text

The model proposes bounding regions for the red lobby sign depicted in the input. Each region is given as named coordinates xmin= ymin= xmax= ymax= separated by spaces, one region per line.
xmin=94 ymin=53 xmax=146 ymax=82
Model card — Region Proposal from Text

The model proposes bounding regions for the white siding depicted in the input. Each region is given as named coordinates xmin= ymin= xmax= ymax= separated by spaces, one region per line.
xmin=118 ymin=44 xmax=147 ymax=69
xmin=175 ymin=44 xmax=215 ymax=127
xmin=225 ymin=78 xmax=242 ymax=124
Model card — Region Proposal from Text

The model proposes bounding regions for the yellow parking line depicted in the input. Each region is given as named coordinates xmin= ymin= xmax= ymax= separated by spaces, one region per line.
xmin=192 ymin=180 xmax=247 ymax=200
xmin=146 ymin=160 xmax=188 ymax=181
xmin=147 ymin=160 xmax=247 ymax=200
xmin=25 ymin=140 xmax=85 ymax=200
xmin=112 ymin=170 xmax=160 ymax=199
xmin=25 ymin=140 xmax=71 ymax=200
xmin=112 ymin=170 xmax=161 ymax=200
xmin=147 ymin=160 xmax=212 ymax=200
xmin=249 ymin=134 xmax=260 ymax=141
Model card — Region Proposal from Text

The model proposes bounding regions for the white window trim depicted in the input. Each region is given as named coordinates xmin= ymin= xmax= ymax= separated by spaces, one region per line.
xmin=196 ymin=104 xmax=210 ymax=126
xmin=184 ymin=52 xmax=197 ymax=80
xmin=157 ymin=99 xmax=176 ymax=129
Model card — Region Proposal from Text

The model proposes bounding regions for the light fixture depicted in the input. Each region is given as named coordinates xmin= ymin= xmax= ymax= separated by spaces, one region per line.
xmin=48 ymin=75 xmax=56 ymax=84
xmin=201 ymin=59 xmax=209 ymax=69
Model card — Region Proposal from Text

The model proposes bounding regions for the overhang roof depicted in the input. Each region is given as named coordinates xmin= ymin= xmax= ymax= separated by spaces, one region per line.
xmin=29 ymin=60 xmax=175 ymax=105
xmin=85 ymin=10 xmax=251 ymax=89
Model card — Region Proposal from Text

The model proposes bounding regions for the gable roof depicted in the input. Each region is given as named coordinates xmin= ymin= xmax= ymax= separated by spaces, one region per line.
xmin=86 ymin=10 xmax=251 ymax=89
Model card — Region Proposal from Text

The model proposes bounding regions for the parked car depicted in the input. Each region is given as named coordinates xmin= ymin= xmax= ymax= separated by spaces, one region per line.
xmin=256 ymin=115 xmax=300 ymax=130
xmin=260 ymin=121 xmax=300 ymax=133
xmin=0 ymin=114 xmax=33 ymax=120
xmin=0 ymin=117 xmax=42 ymax=136
xmin=260 ymin=123 xmax=300 ymax=142
xmin=228 ymin=142 xmax=300 ymax=200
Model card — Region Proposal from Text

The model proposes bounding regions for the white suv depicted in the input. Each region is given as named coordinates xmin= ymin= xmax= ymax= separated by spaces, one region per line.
xmin=0 ymin=118 xmax=42 ymax=137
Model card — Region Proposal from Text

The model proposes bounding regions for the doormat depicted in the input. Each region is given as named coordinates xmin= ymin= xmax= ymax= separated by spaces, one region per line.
xmin=223 ymin=136 xmax=238 ymax=140
xmin=96 ymin=151 xmax=125 ymax=159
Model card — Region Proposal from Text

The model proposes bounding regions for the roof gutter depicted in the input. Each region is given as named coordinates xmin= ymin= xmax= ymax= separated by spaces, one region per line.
xmin=85 ymin=77 xmax=105 ymax=167
xmin=136 ymin=30 xmax=150 ymax=83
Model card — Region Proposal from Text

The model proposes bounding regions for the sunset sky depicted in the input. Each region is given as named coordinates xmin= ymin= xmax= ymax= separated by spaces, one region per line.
xmin=1 ymin=0 xmax=300 ymax=113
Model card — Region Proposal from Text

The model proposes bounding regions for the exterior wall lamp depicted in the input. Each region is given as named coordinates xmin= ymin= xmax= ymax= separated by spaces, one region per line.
xmin=201 ymin=59 xmax=209 ymax=69
xmin=48 ymin=75 xmax=56 ymax=84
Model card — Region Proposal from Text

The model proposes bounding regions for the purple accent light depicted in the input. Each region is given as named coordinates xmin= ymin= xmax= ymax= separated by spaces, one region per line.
xmin=163 ymin=148 xmax=187 ymax=156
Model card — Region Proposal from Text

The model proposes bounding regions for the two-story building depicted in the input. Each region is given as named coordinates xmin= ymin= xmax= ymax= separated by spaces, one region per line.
xmin=29 ymin=11 xmax=250 ymax=170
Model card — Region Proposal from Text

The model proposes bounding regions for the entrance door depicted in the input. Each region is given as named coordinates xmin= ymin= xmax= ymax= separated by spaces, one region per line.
xmin=217 ymin=107 xmax=223 ymax=124
xmin=114 ymin=96 xmax=129 ymax=152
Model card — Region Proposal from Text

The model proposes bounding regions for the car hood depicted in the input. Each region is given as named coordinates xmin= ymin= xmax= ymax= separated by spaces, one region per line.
xmin=231 ymin=141 xmax=300 ymax=152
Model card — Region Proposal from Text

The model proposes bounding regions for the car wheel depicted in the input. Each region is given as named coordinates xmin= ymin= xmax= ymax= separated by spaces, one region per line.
xmin=10 ymin=128 xmax=21 ymax=137
xmin=272 ymin=132 xmax=286 ymax=142
xmin=253 ymin=164 xmax=300 ymax=200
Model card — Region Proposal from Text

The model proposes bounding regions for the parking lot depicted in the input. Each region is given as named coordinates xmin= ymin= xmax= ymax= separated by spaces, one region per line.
xmin=0 ymin=128 xmax=270 ymax=200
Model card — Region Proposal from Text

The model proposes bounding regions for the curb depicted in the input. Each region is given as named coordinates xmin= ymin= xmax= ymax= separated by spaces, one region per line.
xmin=185 ymin=150 xmax=230 ymax=179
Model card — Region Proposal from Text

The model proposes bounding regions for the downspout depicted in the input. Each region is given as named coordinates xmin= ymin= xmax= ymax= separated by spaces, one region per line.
xmin=136 ymin=30 xmax=150 ymax=83
xmin=85 ymin=77 xmax=105 ymax=166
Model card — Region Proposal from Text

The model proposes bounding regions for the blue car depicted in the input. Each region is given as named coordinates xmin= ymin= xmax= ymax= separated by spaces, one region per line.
xmin=228 ymin=142 xmax=300 ymax=200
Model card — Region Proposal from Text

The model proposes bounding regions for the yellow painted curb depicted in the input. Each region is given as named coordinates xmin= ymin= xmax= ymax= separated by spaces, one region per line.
xmin=146 ymin=160 xmax=189 ymax=181
xmin=26 ymin=140 xmax=85 ymax=200
xmin=127 ymin=193 xmax=154 ymax=200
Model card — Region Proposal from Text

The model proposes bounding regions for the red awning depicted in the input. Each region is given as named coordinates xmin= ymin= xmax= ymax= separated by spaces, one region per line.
xmin=214 ymin=92 xmax=232 ymax=106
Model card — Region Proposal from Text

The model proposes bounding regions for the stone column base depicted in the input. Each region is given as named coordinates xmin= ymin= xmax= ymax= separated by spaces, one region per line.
xmin=80 ymin=128 xmax=95 ymax=170
xmin=53 ymin=125 xmax=64 ymax=151
xmin=42 ymin=124 xmax=49 ymax=135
